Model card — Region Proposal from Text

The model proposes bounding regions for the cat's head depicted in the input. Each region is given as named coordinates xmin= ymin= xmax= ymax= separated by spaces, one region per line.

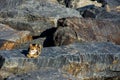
xmin=28 ymin=44 xmax=42 ymax=55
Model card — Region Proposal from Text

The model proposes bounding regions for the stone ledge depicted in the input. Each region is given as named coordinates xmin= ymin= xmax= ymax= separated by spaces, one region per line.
xmin=0 ymin=42 xmax=120 ymax=79
xmin=0 ymin=24 xmax=32 ymax=50
xmin=6 ymin=68 xmax=76 ymax=80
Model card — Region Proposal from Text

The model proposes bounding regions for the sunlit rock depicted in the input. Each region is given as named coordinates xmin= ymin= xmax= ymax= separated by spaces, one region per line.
xmin=0 ymin=42 xmax=120 ymax=79
xmin=0 ymin=0 xmax=80 ymax=36
xmin=0 ymin=24 xmax=32 ymax=50
xmin=54 ymin=17 xmax=120 ymax=46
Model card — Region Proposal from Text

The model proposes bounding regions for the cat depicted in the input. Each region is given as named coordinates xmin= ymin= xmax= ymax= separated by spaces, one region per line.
xmin=27 ymin=44 xmax=42 ymax=58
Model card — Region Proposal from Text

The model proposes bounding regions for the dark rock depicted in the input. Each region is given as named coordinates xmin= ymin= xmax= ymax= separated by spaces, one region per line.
xmin=57 ymin=0 xmax=120 ymax=10
xmin=96 ymin=11 xmax=120 ymax=20
xmin=57 ymin=0 xmax=103 ymax=8
xmin=105 ymin=0 xmax=120 ymax=9
xmin=55 ymin=17 xmax=120 ymax=46
xmin=0 ymin=0 xmax=80 ymax=36
xmin=0 ymin=42 xmax=120 ymax=79
xmin=0 ymin=24 xmax=32 ymax=50
xmin=76 ymin=5 xmax=104 ymax=18
xmin=54 ymin=26 xmax=77 ymax=46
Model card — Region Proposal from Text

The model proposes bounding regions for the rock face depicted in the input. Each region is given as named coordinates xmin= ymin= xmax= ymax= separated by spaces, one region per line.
xmin=7 ymin=68 xmax=76 ymax=80
xmin=0 ymin=42 xmax=120 ymax=79
xmin=54 ymin=26 xmax=77 ymax=46
xmin=106 ymin=0 xmax=120 ymax=9
xmin=57 ymin=0 xmax=120 ymax=10
xmin=0 ymin=24 xmax=32 ymax=50
xmin=76 ymin=5 xmax=105 ymax=18
xmin=0 ymin=0 xmax=120 ymax=80
xmin=54 ymin=17 xmax=120 ymax=46
xmin=0 ymin=0 xmax=80 ymax=36
xmin=57 ymin=0 xmax=102 ymax=8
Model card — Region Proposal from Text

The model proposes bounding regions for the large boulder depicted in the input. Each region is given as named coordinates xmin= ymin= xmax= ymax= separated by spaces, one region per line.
xmin=0 ymin=42 xmax=120 ymax=79
xmin=76 ymin=5 xmax=105 ymax=18
xmin=0 ymin=24 xmax=32 ymax=50
xmin=0 ymin=0 xmax=80 ymax=36
xmin=57 ymin=0 xmax=102 ymax=8
xmin=57 ymin=0 xmax=120 ymax=10
xmin=7 ymin=68 xmax=76 ymax=80
xmin=106 ymin=0 xmax=120 ymax=9
xmin=54 ymin=17 xmax=120 ymax=46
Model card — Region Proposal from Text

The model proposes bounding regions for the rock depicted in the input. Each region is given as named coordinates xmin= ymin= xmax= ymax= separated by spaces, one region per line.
xmin=54 ymin=17 xmax=120 ymax=46
xmin=7 ymin=68 xmax=76 ymax=80
xmin=57 ymin=0 xmax=108 ymax=8
xmin=0 ymin=42 xmax=120 ymax=79
xmin=96 ymin=11 xmax=120 ymax=20
xmin=0 ymin=24 xmax=32 ymax=50
xmin=76 ymin=4 xmax=120 ymax=19
xmin=76 ymin=5 xmax=104 ymax=18
xmin=0 ymin=0 xmax=80 ymax=36
xmin=106 ymin=0 xmax=120 ymax=9
xmin=0 ymin=0 xmax=58 ymax=10
xmin=54 ymin=26 xmax=77 ymax=46
xmin=14 ymin=38 xmax=46 ymax=49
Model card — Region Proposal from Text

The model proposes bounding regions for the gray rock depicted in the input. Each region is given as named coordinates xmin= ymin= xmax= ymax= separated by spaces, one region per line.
xmin=0 ymin=0 xmax=80 ymax=36
xmin=106 ymin=0 xmax=120 ymax=9
xmin=7 ymin=68 xmax=76 ymax=80
xmin=55 ymin=17 xmax=120 ymax=46
xmin=0 ymin=42 xmax=120 ymax=79
xmin=76 ymin=5 xmax=105 ymax=18
xmin=96 ymin=11 xmax=120 ymax=20
xmin=0 ymin=23 xmax=32 ymax=50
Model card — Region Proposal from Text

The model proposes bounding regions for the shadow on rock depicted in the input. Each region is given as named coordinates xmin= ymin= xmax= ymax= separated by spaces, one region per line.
xmin=0 ymin=56 xmax=5 ymax=69
xmin=21 ymin=50 xmax=28 ymax=57
xmin=40 ymin=27 xmax=57 ymax=47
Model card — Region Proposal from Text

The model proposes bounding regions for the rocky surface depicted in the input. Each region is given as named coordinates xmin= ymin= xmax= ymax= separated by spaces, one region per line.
xmin=0 ymin=0 xmax=120 ymax=80
xmin=57 ymin=0 xmax=102 ymax=8
xmin=54 ymin=17 xmax=120 ymax=46
xmin=7 ymin=68 xmax=76 ymax=80
xmin=106 ymin=0 xmax=120 ymax=9
xmin=0 ymin=0 xmax=80 ymax=36
xmin=0 ymin=23 xmax=32 ymax=50
xmin=0 ymin=42 xmax=120 ymax=79
xmin=57 ymin=0 xmax=120 ymax=10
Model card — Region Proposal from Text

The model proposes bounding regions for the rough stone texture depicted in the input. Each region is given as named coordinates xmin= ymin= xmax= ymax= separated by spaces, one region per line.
xmin=57 ymin=0 xmax=102 ymax=8
xmin=7 ymin=68 xmax=76 ymax=80
xmin=57 ymin=0 xmax=120 ymax=10
xmin=0 ymin=42 xmax=120 ymax=79
xmin=0 ymin=24 xmax=32 ymax=50
xmin=14 ymin=38 xmax=46 ymax=49
xmin=76 ymin=5 xmax=105 ymax=18
xmin=54 ymin=26 xmax=77 ymax=46
xmin=106 ymin=0 xmax=120 ymax=9
xmin=0 ymin=0 xmax=80 ymax=36
xmin=55 ymin=17 xmax=120 ymax=46
xmin=76 ymin=4 xmax=120 ymax=19
xmin=96 ymin=11 xmax=120 ymax=20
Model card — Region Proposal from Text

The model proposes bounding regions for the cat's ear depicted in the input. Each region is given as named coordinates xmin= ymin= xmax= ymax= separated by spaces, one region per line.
xmin=30 ymin=44 xmax=33 ymax=47
xmin=39 ymin=45 xmax=43 ymax=49
xmin=35 ymin=44 xmax=38 ymax=47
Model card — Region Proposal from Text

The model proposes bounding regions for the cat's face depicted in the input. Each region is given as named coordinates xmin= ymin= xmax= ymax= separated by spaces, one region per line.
xmin=28 ymin=44 xmax=41 ymax=55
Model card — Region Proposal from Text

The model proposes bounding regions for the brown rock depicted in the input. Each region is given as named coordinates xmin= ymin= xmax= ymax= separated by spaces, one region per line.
xmin=54 ymin=17 xmax=120 ymax=45
xmin=54 ymin=26 xmax=77 ymax=46
xmin=0 ymin=24 xmax=32 ymax=50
